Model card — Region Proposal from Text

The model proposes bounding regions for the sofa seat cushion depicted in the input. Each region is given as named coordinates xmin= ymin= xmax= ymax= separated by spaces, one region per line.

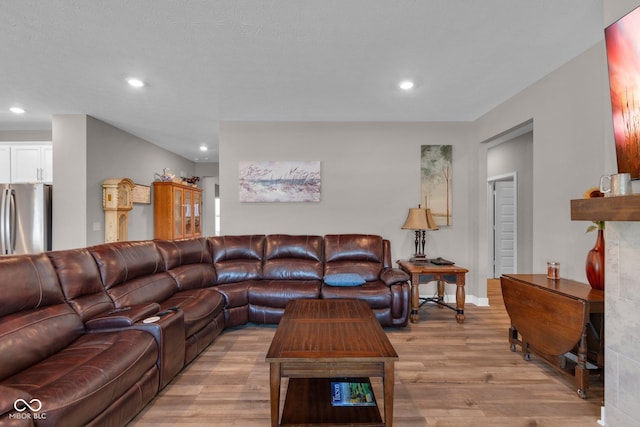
xmin=249 ymin=280 xmax=321 ymax=308
xmin=321 ymin=280 xmax=391 ymax=309
xmin=161 ymin=289 xmax=225 ymax=338
xmin=1 ymin=330 xmax=158 ymax=427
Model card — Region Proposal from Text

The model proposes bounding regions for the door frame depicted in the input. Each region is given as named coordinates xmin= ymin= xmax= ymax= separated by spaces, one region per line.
xmin=487 ymin=172 xmax=518 ymax=278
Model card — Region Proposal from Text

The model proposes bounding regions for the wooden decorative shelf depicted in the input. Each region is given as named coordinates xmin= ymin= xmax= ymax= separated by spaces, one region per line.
xmin=571 ymin=194 xmax=640 ymax=222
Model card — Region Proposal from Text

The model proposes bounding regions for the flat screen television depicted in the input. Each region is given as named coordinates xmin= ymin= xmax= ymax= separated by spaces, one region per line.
xmin=605 ymin=5 xmax=640 ymax=179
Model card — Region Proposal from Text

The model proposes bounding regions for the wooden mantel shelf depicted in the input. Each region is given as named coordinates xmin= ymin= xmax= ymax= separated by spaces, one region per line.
xmin=571 ymin=194 xmax=640 ymax=222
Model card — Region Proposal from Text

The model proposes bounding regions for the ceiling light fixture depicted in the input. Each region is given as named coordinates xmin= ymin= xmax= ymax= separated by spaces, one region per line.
xmin=127 ymin=78 xmax=145 ymax=88
xmin=10 ymin=106 xmax=25 ymax=114
xmin=399 ymin=80 xmax=415 ymax=90
xmin=200 ymin=145 xmax=208 ymax=152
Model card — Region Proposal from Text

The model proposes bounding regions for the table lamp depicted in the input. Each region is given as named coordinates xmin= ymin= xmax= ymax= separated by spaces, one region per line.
xmin=401 ymin=206 xmax=438 ymax=261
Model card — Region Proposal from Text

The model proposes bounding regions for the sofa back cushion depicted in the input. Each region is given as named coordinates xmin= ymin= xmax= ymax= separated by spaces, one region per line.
xmin=0 ymin=254 xmax=84 ymax=381
xmin=208 ymin=235 xmax=264 ymax=284
xmin=156 ymin=238 xmax=216 ymax=290
xmin=88 ymin=240 xmax=177 ymax=307
xmin=323 ymin=234 xmax=384 ymax=281
xmin=263 ymin=235 xmax=323 ymax=280
xmin=48 ymin=248 xmax=115 ymax=321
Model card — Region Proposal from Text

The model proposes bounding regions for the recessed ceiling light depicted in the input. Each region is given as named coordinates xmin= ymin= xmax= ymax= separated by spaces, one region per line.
xmin=399 ymin=80 xmax=414 ymax=90
xmin=10 ymin=107 xmax=25 ymax=114
xmin=200 ymin=145 xmax=208 ymax=152
xmin=127 ymin=78 xmax=145 ymax=88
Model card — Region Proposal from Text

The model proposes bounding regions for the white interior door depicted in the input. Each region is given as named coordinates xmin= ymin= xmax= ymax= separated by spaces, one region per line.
xmin=488 ymin=174 xmax=517 ymax=278
xmin=201 ymin=177 xmax=218 ymax=237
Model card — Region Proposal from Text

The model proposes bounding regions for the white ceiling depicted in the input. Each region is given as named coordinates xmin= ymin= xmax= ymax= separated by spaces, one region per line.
xmin=0 ymin=1 xmax=604 ymax=162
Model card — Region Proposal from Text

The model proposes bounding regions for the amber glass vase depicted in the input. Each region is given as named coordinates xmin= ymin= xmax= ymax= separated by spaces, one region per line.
xmin=585 ymin=228 xmax=605 ymax=290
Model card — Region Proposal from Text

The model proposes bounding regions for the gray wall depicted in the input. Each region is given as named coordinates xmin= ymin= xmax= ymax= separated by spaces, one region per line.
xmin=473 ymin=41 xmax=610 ymax=283
xmin=217 ymin=29 xmax=611 ymax=304
xmin=52 ymin=114 xmax=197 ymax=249
xmin=219 ymin=121 xmax=486 ymax=303
xmin=195 ymin=162 xmax=219 ymax=178
xmin=487 ymin=132 xmax=534 ymax=273
xmin=0 ymin=130 xmax=51 ymax=141
xmin=52 ymin=115 xmax=87 ymax=250
xmin=86 ymin=116 xmax=196 ymax=246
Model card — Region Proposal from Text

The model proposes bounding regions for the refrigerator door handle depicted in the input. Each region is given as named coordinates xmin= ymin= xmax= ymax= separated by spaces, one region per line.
xmin=8 ymin=189 xmax=16 ymax=254
xmin=1 ymin=189 xmax=9 ymax=254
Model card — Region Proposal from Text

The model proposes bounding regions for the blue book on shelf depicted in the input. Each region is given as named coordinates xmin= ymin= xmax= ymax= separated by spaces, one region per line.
xmin=330 ymin=380 xmax=376 ymax=407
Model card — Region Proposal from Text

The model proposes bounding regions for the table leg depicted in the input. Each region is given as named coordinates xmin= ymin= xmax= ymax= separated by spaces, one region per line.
xmin=455 ymin=273 xmax=466 ymax=323
xmin=576 ymin=327 xmax=589 ymax=399
xmin=410 ymin=274 xmax=419 ymax=323
xmin=383 ymin=361 xmax=395 ymax=426
xmin=437 ymin=279 xmax=445 ymax=309
xmin=509 ymin=326 xmax=518 ymax=352
xmin=269 ymin=362 xmax=281 ymax=427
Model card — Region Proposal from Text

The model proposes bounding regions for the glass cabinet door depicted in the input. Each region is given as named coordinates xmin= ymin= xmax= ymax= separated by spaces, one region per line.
xmin=173 ymin=188 xmax=183 ymax=237
xmin=193 ymin=191 xmax=201 ymax=235
xmin=184 ymin=190 xmax=192 ymax=236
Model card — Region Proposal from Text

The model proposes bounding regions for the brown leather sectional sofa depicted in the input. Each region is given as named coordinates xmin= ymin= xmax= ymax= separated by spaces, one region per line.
xmin=0 ymin=234 xmax=409 ymax=427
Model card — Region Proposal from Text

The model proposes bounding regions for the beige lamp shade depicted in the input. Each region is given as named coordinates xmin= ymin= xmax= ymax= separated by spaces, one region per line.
xmin=401 ymin=208 xmax=438 ymax=230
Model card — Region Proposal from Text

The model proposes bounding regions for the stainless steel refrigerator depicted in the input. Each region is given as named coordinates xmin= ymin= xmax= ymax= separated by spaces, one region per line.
xmin=0 ymin=183 xmax=52 ymax=255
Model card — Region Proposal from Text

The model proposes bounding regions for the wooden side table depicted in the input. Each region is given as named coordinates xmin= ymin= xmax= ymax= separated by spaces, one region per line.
xmin=396 ymin=260 xmax=468 ymax=324
xmin=501 ymin=274 xmax=604 ymax=398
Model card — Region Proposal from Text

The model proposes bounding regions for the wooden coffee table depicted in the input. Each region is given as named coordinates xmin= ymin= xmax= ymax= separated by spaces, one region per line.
xmin=265 ymin=299 xmax=398 ymax=427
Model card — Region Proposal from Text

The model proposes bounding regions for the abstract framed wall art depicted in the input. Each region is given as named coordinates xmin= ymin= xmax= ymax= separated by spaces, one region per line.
xmin=605 ymin=5 xmax=640 ymax=179
xmin=420 ymin=145 xmax=452 ymax=226
xmin=239 ymin=161 xmax=321 ymax=202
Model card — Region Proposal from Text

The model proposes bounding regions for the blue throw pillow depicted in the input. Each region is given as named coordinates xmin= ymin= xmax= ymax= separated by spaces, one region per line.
xmin=323 ymin=273 xmax=366 ymax=286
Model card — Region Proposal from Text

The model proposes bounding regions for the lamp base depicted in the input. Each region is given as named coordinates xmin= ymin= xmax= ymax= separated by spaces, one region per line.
xmin=410 ymin=254 xmax=427 ymax=263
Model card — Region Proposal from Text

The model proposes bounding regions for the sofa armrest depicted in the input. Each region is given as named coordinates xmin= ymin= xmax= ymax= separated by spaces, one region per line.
xmin=380 ymin=268 xmax=410 ymax=286
xmin=85 ymin=303 xmax=161 ymax=330
xmin=0 ymin=385 xmax=32 ymax=417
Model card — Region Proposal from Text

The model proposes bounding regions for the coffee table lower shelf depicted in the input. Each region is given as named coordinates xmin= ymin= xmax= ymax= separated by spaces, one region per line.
xmin=280 ymin=378 xmax=383 ymax=427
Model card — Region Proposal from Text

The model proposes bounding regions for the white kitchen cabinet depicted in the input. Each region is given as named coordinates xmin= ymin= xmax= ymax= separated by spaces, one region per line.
xmin=0 ymin=146 xmax=10 ymax=182
xmin=9 ymin=143 xmax=53 ymax=183
xmin=41 ymin=145 xmax=53 ymax=182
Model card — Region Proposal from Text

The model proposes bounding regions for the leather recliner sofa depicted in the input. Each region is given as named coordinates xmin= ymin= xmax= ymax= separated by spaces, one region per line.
xmin=0 ymin=234 xmax=409 ymax=426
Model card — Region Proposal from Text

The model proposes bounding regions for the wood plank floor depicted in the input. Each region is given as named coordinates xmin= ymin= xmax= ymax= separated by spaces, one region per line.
xmin=129 ymin=280 xmax=604 ymax=426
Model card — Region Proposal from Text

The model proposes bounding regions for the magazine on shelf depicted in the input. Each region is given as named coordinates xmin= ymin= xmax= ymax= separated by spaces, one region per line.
xmin=330 ymin=380 xmax=376 ymax=407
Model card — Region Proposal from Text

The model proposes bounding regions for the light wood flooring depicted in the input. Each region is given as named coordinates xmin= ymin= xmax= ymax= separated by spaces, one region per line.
xmin=129 ymin=280 xmax=604 ymax=426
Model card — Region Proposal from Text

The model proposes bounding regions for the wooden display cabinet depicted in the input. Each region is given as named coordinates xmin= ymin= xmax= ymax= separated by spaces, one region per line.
xmin=153 ymin=181 xmax=202 ymax=239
